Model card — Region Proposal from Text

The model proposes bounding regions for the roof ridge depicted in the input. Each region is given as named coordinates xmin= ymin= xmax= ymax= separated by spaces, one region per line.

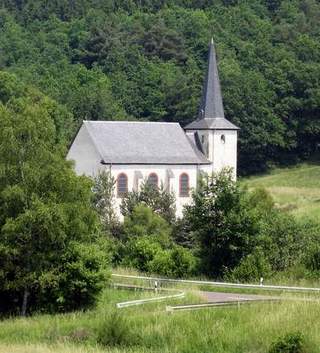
xmin=84 ymin=120 xmax=180 ymax=125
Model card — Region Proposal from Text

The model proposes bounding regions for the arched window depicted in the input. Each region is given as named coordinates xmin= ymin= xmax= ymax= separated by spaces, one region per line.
xmin=147 ymin=173 xmax=158 ymax=188
xmin=117 ymin=173 xmax=128 ymax=197
xmin=221 ymin=134 xmax=226 ymax=144
xmin=179 ymin=173 xmax=189 ymax=197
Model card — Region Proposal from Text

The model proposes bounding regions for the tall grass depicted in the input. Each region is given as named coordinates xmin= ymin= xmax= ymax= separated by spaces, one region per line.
xmin=1 ymin=288 xmax=320 ymax=353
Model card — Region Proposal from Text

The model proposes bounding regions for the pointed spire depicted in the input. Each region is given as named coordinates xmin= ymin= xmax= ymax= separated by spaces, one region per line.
xmin=184 ymin=40 xmax=239 ymax=131
xmin=198 ymin=40 xmax=225 ymax=120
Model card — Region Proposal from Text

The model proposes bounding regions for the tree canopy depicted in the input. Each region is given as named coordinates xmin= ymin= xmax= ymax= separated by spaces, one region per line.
xmin=0 ymin=71 xmax=109 ymax=315
xmin=0 ymin=0 xmax=319 ymax=174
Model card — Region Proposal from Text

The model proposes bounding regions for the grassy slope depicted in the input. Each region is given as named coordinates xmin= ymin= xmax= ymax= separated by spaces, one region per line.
xmin=1 ymin=287 xmax=320 ymax=353
xmin=243 ymin=163 xmax=320 ymax=222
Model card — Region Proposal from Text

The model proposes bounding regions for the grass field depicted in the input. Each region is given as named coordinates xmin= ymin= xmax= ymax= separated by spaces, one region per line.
xmin=243 ymin=163 xmax=320 ymax=222
xmin=1 ymin=286 xmax=320 ymax=353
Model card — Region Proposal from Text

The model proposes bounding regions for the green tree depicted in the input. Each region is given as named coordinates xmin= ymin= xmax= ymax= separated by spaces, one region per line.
xmin=184 ymin=169 xmax=261 ymax=277
xmin=0 ymin=74 xmax=109 ymax=315
xmin=121 ymin=181 xmax=176 ymax=224
xmin=93 ymin=170 xmax=119 ymax=234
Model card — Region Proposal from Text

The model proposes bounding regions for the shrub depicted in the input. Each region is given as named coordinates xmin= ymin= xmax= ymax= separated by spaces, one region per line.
xmin=269 ymin=332 xmax=306 ymax=353
xmin=121 ymin=181 xmax=176 ymax=224
xmin=123 ymin=204 xmax=172 ymax=247
xmin=226 ymin=248 xmax=272 ymax=282
xmin=167 ymin=246 xmax=198 ymax=278
xmin=304 ymin=244 xmax=320 ymax=272
xmin=148 ymin=249 xmax=175 ymax=276
xmin=96 ymin=311 xmax=138 ymax=347
xmin=122 ymin=236 xmax=198 ymax=278
xmin=122 ymin=236 xmax=162 ymax=272
xmin=37 ymin=239 xmax=110 ymax=313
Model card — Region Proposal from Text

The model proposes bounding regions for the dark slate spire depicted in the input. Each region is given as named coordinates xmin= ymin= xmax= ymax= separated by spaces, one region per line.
xmin=185 ymin=40 xmax=239 ymax=130
xmin=199 ymin=38 xmax=225 ymax=120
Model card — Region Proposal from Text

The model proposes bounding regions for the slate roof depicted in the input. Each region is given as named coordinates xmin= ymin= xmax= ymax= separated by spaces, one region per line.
xmin=185 ymin=40 xmax=239 ymax=131
xmin=84 ymin=121 xmax=210 ymax=165
xmin=186 ymin=117 xmax=239 ymax=130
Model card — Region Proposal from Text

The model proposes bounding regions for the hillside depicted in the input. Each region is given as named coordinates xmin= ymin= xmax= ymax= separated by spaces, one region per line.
xmin=244 ymin=163 xmax=320 ymax=221
xmin=1 ymin=0 xmax=320 ymax=174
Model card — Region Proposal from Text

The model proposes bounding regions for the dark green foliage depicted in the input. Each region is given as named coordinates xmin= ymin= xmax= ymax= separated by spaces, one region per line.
xmin=121 ymin=205 xmax=197 ymax=277
xmin=304 ymin=244 xmax=320 ymax=272
xmin=93 ymin=170 xmax=120 ymax=234
xmin=0 ymin=1 xmax=319 ymax=173
xmin=148 ymin=245 xmax=198 ymax=278
xmin=0 ymin=73 xmax=109 ymax=315
xmin=269 ymin=332 xmax=306 ymax=353
xmin=184 ymin=169 xmax=262 ymax=277
xmin=227 ymin=248 xmax=272 ymax=282
xmin=121 ymin=181 xmax=176 ymax=224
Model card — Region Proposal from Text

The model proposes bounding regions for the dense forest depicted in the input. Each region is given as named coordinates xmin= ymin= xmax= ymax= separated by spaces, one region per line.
xmin=0 ymin=0 xmax=320 ymax=173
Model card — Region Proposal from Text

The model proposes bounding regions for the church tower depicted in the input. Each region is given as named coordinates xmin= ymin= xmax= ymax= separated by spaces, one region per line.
xmin=185 ymin=39 xmax=239 ymax=177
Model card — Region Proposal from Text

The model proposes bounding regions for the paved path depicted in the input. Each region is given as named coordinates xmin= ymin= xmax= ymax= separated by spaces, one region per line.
xmin=200 ymin=291 xmax=277 ymax=303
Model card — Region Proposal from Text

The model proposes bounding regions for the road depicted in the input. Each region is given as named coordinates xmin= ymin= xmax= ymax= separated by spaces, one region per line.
xmin=200 ymin=291 xmax=277 ymax=303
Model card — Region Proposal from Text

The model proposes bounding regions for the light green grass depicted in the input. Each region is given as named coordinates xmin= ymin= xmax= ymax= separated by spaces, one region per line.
xmin=243 ymin=163 xmax=320 ymax=222
xmin=1 ymin=287 xmax=320 ymax=353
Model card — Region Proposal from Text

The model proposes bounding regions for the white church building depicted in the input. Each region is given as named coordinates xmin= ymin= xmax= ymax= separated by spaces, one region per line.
xmin=67 ymin=40 xmax=239 ymax=218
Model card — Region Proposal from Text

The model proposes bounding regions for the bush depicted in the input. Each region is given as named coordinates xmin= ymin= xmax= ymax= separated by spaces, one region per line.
xmin=167 ymin=246 xmax=198 ymax=278
xmin=148 ymin=245 xmax=198 ymax=278
xmin=121 ymin=182 xmax=176 ymax=224
xmin=123 ymin=204 xmax=172 ymax=247
xmin=226 ymin=248 xmax=272 ymax=282
xmin=122 ymin=236 xmax=162 ymax=272
xmin=97 ymin=310 xmax=139 ymax=347
xmin=269 ymin=332 xmax=306 ymax=353
xmin=304 ymin=244 xmax=320 ymax=272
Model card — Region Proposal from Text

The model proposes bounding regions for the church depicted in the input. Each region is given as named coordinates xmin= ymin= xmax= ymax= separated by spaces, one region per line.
xmin=67 ymin=40 xmax=239 ymax=218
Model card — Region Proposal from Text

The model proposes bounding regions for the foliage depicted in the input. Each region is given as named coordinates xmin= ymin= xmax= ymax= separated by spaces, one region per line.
xmin=121 ymin=181 xmax=176 ymax=224
xmin=123 ymin=204 xmax=172 ymax=245
xmin=0 ymin=74 xmax=109 ymax=315
xmin=93 ymin=170 xmax=119 ymax=234
xmin=184 ymin=169 xmax=262 ymax=277
xmin=148 ymin=245 xmax=198 ymax=278
xmin=226 ymin=247 xmax=272 ymax=282
xmin=121 ymin=205 xmax=197 ymax=277
xmin=1 ymin=1 xmax=320 ymax=173
xmin=269 ymin=332 xmax=306 ymax=353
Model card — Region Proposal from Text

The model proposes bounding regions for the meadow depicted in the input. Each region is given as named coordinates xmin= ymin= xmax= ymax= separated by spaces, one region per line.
xmin=243 ymin=163 xmax=320 ymax=222
xmin=1 ymin=284 xmax=320 ymax=353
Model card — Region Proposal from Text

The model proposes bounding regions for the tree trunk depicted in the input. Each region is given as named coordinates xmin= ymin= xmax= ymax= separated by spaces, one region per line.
xmin=21 ymin=288 xmax=29 ymax=316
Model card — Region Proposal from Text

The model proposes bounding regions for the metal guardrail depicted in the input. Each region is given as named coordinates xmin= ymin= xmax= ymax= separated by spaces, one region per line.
xmin=166 ymin=299 xmax=280 ymax=313
xmin=112 ymin=273 xmax=320 ymax=293
xmin=116 ymin=291 xmax=185 ymax=308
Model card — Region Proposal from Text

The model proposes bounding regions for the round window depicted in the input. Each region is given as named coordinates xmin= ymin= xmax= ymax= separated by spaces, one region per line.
xmin=221 ymin=134 xmax=226 ymax=144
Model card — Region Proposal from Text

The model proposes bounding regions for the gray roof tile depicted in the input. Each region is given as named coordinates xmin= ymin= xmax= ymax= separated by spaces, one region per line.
xmin=84 ymin=121 xmax=210 ymax=165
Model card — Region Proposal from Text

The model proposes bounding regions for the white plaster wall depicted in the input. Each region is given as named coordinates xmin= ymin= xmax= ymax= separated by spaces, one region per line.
xmin=108 ymin=164 xmax=199 ymax=219
xmin=66 ymin=125 xmax=103 ymax=176
xmin=66 ymin=126 xmax=202 ymax=219
xmin=211 ymin=130 xmax=238 ymax=178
